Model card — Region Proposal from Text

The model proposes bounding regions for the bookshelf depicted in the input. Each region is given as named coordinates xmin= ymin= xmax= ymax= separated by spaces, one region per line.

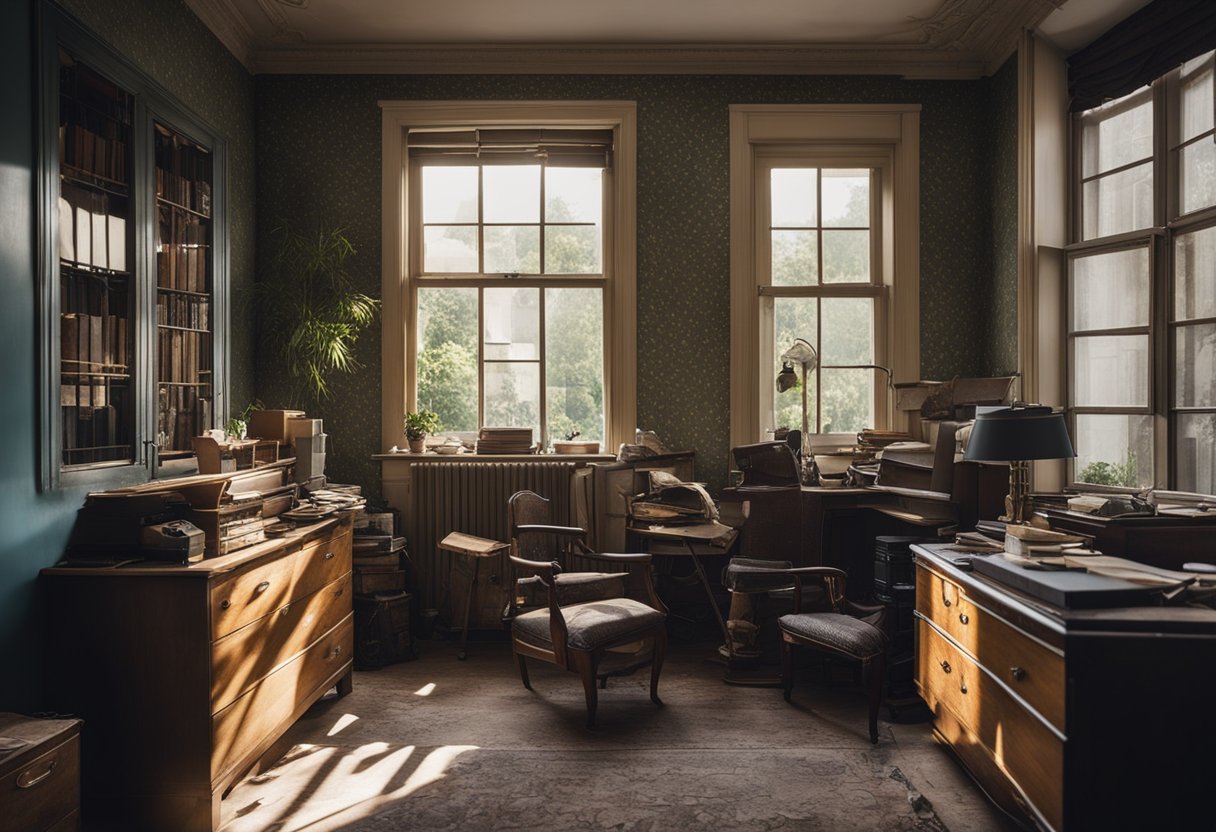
xmin=37 ymin=2 xmax=229 ymax=490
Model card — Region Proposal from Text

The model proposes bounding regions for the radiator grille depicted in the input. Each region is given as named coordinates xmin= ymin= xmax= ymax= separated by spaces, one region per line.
xmin=406 ymin=461 xmax=575 ymax=618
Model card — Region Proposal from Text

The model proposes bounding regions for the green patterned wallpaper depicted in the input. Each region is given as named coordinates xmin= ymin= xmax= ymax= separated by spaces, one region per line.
xmin=254 ymin=73 xmax=1015 ymax=495
xmin=59 ymin=0 xmax=258 ymax=408
xmin=982 ymin=56 xmax=1020 ymax=377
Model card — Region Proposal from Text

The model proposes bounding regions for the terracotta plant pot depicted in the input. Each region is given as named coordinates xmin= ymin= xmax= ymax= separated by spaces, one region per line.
xmin=407 ymin=436 xmax=426 ymax=453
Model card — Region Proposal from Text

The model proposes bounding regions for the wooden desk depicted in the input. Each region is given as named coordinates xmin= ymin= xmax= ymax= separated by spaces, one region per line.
xmin=914 ymin=544 xmax=1216 ymax=831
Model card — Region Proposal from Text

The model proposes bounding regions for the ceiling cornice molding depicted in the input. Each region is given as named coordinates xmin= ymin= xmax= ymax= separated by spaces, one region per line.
xmin=185 ymin=0 xmax=255 ymax=70
xmin=971 ymin=0 xmax=1063 ymax=74
xmin=249 ymin=42 xmax=990 ymax=78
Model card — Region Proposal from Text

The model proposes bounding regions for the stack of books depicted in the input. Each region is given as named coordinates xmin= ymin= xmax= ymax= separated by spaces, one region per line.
xmin=475 ymin=427 xmax=534 ymax=454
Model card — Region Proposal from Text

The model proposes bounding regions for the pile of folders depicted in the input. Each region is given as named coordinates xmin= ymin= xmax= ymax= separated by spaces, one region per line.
xmin=475 ymin=427 xmax=534 ymax=454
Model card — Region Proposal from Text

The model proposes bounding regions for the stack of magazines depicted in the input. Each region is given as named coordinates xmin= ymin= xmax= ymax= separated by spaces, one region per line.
xmin=475 ymin=427 xmax=534 ymax=454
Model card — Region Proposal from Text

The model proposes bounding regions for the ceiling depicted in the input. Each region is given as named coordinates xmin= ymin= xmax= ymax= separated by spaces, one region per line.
xmin=184 ymin=0 xmax=1139 ymax=76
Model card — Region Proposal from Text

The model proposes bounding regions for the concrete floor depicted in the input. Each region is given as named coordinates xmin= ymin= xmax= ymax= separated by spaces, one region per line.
xmin=221 ymin=638 xmax=1020 ymax=832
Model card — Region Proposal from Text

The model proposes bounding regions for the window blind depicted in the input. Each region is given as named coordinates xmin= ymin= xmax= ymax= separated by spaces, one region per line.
xmin=408 ymin=128 xmax=613 ymax=168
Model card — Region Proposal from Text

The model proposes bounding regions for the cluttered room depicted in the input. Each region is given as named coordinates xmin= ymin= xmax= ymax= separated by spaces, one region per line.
xmin=2 ymin=1 xmax=1215 ymax=830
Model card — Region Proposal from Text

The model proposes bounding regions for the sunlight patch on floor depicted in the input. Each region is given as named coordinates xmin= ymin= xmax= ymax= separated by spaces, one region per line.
xmin=414 ymin=682 xmax=437 ymax=696
xmin=325 ymin=713 xmax=359 ymax=737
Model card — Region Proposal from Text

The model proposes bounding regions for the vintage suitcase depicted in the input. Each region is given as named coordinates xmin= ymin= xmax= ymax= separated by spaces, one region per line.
xmin=354 ymin=590 xmax=416 ymax=669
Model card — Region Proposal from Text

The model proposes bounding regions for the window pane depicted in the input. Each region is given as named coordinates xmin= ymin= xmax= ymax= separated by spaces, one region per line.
xmin=416 ymin=287 xmax=478 ymax=432
xmin=484 ymin=287 xmax=538 ymax=360
xmin=546 ymin=167 xmax=601 ymax=223
xmin=484 ymin=226 xmax=539 ymax=274
xmin=484 ymin=362 xmax=539 ymax=434
xmin=545 ymin=225 xmax=601 ymax=274
xmin=423 ymin=225 xmax=478 ymax=273
xmin=771 ymin=168 xmax=816 ymax=227
xmin=1180 ymin=138 xmax=1216 ymax=215
xmin=422 ymin=166 xmax=478 ymax=223
xmin=1175 ymin=226 xmax=1216 ymax=321
xmin=821 ymin=368 xmax=873 ymax=434
xmin=1071 ymin=247 xmax=1149 ymax=331
xmin=1073 ymin=335 xmax=1149 ymax=407
xmin=1075 ymin=413 xmax=1155 ymax=488
xmin=1180 ymin=51 xmax=1214 ymax=143
xmin=1082 ymin=163 xmax=1153 ymax=240
xmin=483 ymin=165 xmax=539 ymax=223
xmin=822 ymin=230 xmax=870 ymax=283
xmin=1175 ymin=323 xmax=1216 ymax=408
xmin=771 ymin=230 xmax=817 ymax=286
xmin=1081 ymin=90 xmax=1153 ymax=178
xmin=545 ymin=288 xmax=604 ymax=443
xmin=821 ymin=169 xmax=869 ymax=227
xmin=1175 ymin=413 xmax=1216 ymax=494
xmin=774 ymin=297 xmax=817 ymax=433
xmin=821 ymin=297 xmax=873 ymax=366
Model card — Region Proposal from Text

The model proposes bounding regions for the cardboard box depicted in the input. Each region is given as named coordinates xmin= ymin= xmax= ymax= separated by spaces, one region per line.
xmin=248 ymin=409 xmax=305 ymax=443
xmin=287 ymin=417 xmax=323 ymax=442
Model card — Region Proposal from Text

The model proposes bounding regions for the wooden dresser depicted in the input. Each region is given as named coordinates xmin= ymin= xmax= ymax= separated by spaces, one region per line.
xmin=913 ymin=544 xmax=1216 ymax=831
xmin=43 ymin=515 xmax=354 ymax=832
xmin=0 ymin=714 xmax=81 ymax=832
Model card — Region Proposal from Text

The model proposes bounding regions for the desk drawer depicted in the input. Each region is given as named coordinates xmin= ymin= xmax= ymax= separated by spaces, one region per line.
xmin=210 ymin=529 xmax=352 ymax=639
xmin=917 ymin=619 xmax=1062 ymax=831
xmin=917 ymin=566 xmax=1064 ymax=730
xmin=211 ymin=614 xmax=353 ymax=781
xmin=0 ymin=735 xmax=79 ymax=832
xmin=211 ymin=572 xmax=352 ymax=712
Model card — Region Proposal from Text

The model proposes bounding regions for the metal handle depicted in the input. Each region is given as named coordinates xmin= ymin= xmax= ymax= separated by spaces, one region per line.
xmin=1011 ymin=666 xmax=1027 ymax=682
xmin=329 ymin=645 xmax=342 ymax=659
xmin=939 ymin=660 xmax=951 ymax=674
xmin=959 ymin=681 xmax=968 ymax=694
xmin=323 ymin=551 xmax=335 ymax=560
xmin=255 ymin=581 xmax=271 ymax=593
xmin=16 ymin=759 xmax=56 ymax=789
xmin=220 ymin=599 xmax=231 ymax=610
xmin=280 ymin=605 xmax=291 ymax=616
xmin=958 ymin=613 xmax=969 ymax=625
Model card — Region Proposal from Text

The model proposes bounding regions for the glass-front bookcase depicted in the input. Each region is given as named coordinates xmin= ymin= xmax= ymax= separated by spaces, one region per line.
xmin=38 ymin=3 xmax=227 ymax=490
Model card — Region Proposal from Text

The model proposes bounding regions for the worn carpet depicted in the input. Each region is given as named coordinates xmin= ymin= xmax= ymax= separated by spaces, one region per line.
xmin=221 ymin=640 xmax=1014 ymax=832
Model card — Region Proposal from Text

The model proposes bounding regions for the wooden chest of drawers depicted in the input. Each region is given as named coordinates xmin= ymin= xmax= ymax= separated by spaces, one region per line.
xmin=0 ymin=714 xmax=81 ymax=832
xmin=43 ymin=516 xmax=354 ymax=832
xmin=913 ymin=544 xmax=1216 ymax=831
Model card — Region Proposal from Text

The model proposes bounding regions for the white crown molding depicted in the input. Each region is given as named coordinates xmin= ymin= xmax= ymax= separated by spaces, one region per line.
xmin=250 ymin=42 xmax=990 ymax=78
xmin=185 ymin=0 xmax=256 ymax=71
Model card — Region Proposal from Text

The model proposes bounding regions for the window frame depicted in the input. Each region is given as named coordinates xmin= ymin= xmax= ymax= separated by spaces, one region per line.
xmin=729 ymin=104 xmax=921 ymax=451
xmin=379 ymin=101 xmax=636 ymax=454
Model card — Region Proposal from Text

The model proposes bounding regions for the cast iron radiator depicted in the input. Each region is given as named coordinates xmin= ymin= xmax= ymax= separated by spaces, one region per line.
xmin=406 ymin=461 xmax=577 ymax=625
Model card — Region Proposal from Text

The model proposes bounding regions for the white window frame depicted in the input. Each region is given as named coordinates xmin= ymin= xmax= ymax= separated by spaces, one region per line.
xmin=729 ymin=104 xmax=921 ymax=450
xmin=379 ymin=101 xmax=636 ymax=453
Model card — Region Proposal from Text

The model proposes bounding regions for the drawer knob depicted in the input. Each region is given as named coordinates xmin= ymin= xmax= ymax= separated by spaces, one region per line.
xmin=1011 ymin=666 xmax=1027 ymax=682
xmin=960 ymin=682 xmax=968 ymax=695
xmin=958 ymin=613 xmax=969 ymax=625
xmin=329 ymin=645 xmax=343 ymax=659
xmin=323 ymin=551 xmax=335 ymax=560
xmin=220 ymin=599 xmax=231 ymax=610
xmin=939 ymin=660 xmax=951 ymax=674
xmin=256 ymin=581 xmax=271 ymax=593
xmin=942 ymin=597 xmax=951 ymax=608
xmin=16 ymin=759 xmax=56 ymax=789
xmin=280 ymin=605 xmax=291 ymax=616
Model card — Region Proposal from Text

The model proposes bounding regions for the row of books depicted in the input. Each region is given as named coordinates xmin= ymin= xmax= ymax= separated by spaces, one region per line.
xmin=59 ymin=121 xmax=128 ymax=184
xmin=158 ymin=385 xmax=212 ymax=453
xmin=155 ymin=166 xmax=212 ymax=216
xmin=62 ymin=404 xmax=122 ymax=456
xmin=475 ymin=426 xmax=536 ymax=454
xmin=156 ymin=244 xmax=208 ymax=293
xmin=61 ymin=312 xmax=128 ymax=372
xmin=157 ymin=293 xmax=210 ymax=331
xmin=157 ymin=328 xmax=210 ymax=385
xmin=58 ymin=185 xmax=127 ymax=272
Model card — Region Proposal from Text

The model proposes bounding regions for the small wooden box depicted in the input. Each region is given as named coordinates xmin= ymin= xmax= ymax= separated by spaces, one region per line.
xmin=248 ymin=409 xmax=305 ymax=443
xmin=0 ymin=714 xmax=81 ymax=832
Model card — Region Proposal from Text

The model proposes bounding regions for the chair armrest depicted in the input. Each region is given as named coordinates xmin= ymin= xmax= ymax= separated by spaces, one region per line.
xmin=508 ymin=555 xmax=563 ymax=583
xmin=576 ymin=551 xmax=653 ymax=565
xmin=515 ymin=524 xmax=587 ymax=538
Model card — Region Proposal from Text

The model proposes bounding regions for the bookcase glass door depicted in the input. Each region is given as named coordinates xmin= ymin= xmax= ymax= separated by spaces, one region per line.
xmin=155 ymin=123 xmax=213 ymax=459
xmin=57 ymin=47 xmax=135 ymax=468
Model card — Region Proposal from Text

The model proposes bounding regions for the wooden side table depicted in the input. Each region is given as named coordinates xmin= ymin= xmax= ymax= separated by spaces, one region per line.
xmin=0 ymin=713 xmax=82 ymax=832
xmin=439 ymin=532 xmax=510 ymax=660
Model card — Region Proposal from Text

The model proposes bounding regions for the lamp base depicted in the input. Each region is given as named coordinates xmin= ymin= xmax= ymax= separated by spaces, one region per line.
xmin=1000 ymin=460 xmax=1031 ymax=525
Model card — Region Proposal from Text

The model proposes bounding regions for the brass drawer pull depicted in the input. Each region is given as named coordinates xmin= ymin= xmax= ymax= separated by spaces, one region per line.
xmin=329 ymin=645 xmax=343 ymax=659
xmin=17 ymin=759 xmax=56 ymax=789
xmin=280 ymin=605 xmax=291 ymax=616
xmin=255 ymin=581 xmax=271 ymax=593
xmin=220 ymin=599 xmax=231 ymax=610
xmin=939 ymin=660 xmax=951 ymax=674
xmin=959 ymin=681 xmax=968 ymax=694
xmin=323 ymin=551 xmax=335 ymax=560
xmin=958 ymin=613 xmax=969 ymax=625
xmin=1011 ymin=666 xmax=1027 ymax=682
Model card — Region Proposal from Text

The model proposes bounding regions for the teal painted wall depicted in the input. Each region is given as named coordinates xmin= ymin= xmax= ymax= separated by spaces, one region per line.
xmin=255 ymin=73 xmax=1014 ymax=494
xmin=0 ymin=0 xmax=254 ymax=710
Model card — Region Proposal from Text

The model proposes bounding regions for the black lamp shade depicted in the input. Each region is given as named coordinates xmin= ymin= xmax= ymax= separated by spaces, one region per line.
xmin=963 ymin=405 xmax=1075 ymax=462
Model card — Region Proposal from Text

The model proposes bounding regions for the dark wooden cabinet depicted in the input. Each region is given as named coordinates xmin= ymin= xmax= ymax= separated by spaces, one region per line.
xmin=0 ymin=714 xmax=81 ymax=832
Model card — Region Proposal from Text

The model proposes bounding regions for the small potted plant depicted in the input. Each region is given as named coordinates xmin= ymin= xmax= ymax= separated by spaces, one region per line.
xmin=404 ymin=409 xmax=441 ymax=453
xmin=225 ymin=401 xmax=263 ymax=442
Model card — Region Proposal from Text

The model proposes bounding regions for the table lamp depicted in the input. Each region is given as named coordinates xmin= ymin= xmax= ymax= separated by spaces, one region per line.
xmin=776 ymin=338 xmax=817 ymax=482
xmin=963 ymin=404 xmax=1075 ymax=524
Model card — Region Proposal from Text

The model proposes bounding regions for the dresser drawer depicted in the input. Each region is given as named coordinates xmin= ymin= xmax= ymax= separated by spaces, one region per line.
xmin=211 ymin=614 xmax=353 ymax=781
xmin=917 ymin=619 xmax=1063 ymax=831
xmin=211 ymin=572 xmax=352 ymax=712
xmin=917 ymin=565 xmax=1065 ymax=730
xmin=0 ymin=735 xmax=80 ymax=832
xmin=210 ymin=528 xmax=352 ymax=639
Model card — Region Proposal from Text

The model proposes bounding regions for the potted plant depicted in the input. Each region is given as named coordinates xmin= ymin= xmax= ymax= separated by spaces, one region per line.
xmin=225 ymin=401 xmax=263 ymax=442
xmin=404 ymin=409 xmax=441 ymax=453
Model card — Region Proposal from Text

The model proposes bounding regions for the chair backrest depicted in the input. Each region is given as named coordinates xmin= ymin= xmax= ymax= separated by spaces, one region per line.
xmin=508 ymin=490 xmax=558 ymax=563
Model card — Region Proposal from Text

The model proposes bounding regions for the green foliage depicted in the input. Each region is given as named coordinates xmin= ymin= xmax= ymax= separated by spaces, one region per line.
xmin=224 ymin=400 xmax=262 ymax=439
xmin=255 ymin=225 xmax=379 ymax=404
xmin=404 ymin=409 xmax=442 ymax=439
xmin=1078 ymin=453 xmax=1139 ymax=487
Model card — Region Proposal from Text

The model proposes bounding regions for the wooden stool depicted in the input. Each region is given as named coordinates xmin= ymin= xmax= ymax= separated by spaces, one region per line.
xmin=439 ymin=532 xmax=510 ymax=660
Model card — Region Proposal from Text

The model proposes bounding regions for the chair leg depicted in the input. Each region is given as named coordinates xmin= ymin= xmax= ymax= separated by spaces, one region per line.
xmin=571 ymin=651 xmax=599 ymax=728
xmin=515 ymin=651 xmax=532 ymax=691
xmin=650 ymin=629 xmax=667 ymax=707
xmin=781 ymin=638 xmax=794 ymax=703
xmin=864 ymin=653 xmax=885 ymax=744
